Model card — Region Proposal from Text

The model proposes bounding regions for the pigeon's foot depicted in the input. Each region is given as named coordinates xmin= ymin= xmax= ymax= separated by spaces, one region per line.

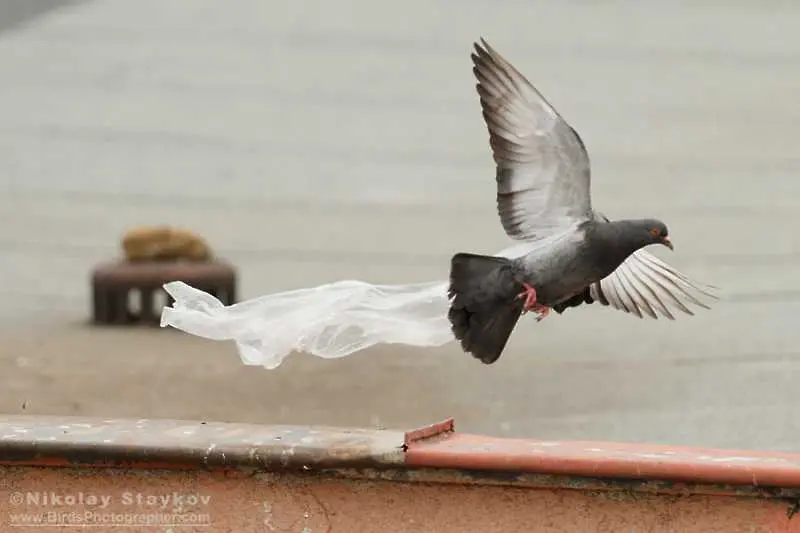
xmin=516 ymin=283 xmax=539 ymax=313
xmin=516 ymin=283 xmax=551 ymax=321
xmin=533 ymin=305 xmax=551 ymax=322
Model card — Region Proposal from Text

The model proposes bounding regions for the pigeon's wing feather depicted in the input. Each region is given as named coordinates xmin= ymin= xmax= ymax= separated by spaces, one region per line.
xmin=473 ymin=38 xmax=592 ymax=242
xmin=584 ymin=212 xmax=718 ymax=319
xmin=589 ymin=249 xmax=719 ymax=319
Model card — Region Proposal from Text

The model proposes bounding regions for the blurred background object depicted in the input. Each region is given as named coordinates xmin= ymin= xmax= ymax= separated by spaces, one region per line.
xmin=121 ymin=226 xmax=212 ymax=262
xmin=0 ymin=0 xmax=798 ymax=451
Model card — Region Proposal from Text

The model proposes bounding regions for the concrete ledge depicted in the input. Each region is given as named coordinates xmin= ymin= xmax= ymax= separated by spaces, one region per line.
xmin=3 ymin=466 xmax=799 ymax=533
xmin=4 ymin=415 xmax=800 ymax=491
xmin=1 ymin=415 xmax=800 ymax=532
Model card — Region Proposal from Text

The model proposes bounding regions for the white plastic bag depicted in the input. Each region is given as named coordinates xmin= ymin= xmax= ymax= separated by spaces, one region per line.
xmin=161 ymin=279 xmax=454 ymax=369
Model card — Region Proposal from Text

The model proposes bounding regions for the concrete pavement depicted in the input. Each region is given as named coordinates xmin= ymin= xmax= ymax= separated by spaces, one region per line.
xmin=0 ymin=0 xmax=798 ymax=450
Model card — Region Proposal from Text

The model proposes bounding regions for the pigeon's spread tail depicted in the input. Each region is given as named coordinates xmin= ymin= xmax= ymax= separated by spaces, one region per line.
xmin=447 ymin=252 xmax=523 ymax=364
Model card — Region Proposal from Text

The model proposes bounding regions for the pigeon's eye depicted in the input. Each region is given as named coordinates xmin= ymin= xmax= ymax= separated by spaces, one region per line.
xmin=649 ymin=227 xmax=661 ymax=238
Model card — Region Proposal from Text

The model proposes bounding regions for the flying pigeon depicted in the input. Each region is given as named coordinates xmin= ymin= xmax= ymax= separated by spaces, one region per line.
xmin=447 ymin=38 xmax=718 ymax=364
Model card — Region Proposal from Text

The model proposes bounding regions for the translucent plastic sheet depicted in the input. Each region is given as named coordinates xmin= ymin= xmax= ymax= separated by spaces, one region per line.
xmin=160 ymin=279 xmax=455 ymax=369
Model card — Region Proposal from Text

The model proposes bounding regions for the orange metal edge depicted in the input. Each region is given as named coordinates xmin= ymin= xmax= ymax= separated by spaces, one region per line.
xmin=404 ymin=420 xmax=800 ymax=490
xmin=2 ymin=415 xmax=800 ymax=494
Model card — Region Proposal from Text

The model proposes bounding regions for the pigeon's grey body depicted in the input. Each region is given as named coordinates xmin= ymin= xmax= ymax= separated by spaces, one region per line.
xmin=448 ymin=39 xmax=717 ymax=364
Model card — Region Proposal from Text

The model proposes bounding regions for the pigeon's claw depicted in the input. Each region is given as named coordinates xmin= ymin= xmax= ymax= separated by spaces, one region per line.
xmin=534 ymin=305 xmax=551 ymax=322
xmin=516 ymin=283 xmax=539 ymax=313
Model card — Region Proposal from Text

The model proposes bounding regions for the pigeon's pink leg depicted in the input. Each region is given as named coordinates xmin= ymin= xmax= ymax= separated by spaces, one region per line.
xmin=516 ymin=283 xmax=552 ymax=321
xmin=516 ymin=283 xmax=539 ymax=313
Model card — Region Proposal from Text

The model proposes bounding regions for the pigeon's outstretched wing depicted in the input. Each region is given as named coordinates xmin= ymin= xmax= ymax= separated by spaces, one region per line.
xmin=472 ymin=38 xmax=593 ymax=242
xmin=552 ymin=248 xmax=719 ymax=319
xmin=551 ymin=212 xmax=719 ymax=319
xmin=588 ymin=249 xmax=718 ymax=319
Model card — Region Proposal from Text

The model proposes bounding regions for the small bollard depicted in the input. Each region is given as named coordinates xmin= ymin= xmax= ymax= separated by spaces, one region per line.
xmin=91 ymin=260 xmax=237 ymax=325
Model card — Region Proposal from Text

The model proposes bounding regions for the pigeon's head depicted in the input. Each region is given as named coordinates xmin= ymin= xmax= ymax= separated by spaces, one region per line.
xmin=639 ymin=219 xmax=673 ymax=250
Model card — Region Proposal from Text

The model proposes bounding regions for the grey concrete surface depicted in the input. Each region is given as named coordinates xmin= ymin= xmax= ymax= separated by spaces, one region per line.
xmin=0 ymin=0 xmax=87 ymax=34
xmin=0 ymin=1 xmax=798 ymax=451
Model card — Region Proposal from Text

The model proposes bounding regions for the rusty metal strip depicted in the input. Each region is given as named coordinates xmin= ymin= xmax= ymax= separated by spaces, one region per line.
xmin=0 ymin=415 xmax=406 ymax=470
xmin=4 ymin=415 xmax=800 ymax=494
xmin=404 ymin=432 xmax=800 ymax=489
xmin=403 ymin=418 xmax=455 ymax=448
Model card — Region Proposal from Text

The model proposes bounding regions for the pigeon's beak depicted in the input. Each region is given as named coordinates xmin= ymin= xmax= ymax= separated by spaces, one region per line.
xmin=661 ymin=236 xmax=674 ymax=250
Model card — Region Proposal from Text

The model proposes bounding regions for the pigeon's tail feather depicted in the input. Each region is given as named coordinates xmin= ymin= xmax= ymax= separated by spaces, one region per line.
xmin=447 ymin=252 xmax=523 ymax=364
